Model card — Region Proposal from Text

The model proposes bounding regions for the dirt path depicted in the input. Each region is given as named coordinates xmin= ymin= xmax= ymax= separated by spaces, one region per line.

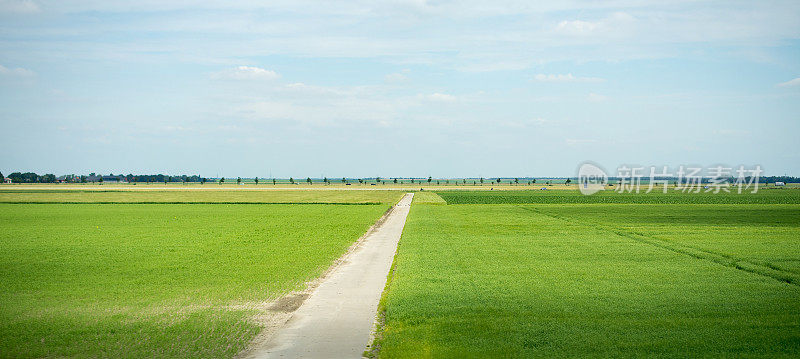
xmin=243 ymin=193 xmax=414 ymax=359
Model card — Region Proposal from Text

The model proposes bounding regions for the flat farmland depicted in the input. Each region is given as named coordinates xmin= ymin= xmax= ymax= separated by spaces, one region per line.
xmin=436 ymin=188 xmax=800 ymax=204
xmin=0 ymin=189 xmax=404 ymax=204
xmin=0 ymin=201 xmax=389 ymax=358
xmin=374 ymin=191 xmax=800 ymax=357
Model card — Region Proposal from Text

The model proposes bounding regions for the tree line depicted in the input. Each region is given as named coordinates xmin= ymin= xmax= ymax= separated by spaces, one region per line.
xmin=1 ymin=171 xmax=797 ymax=185
xmin=0 ymin=172 xmax=206 ymax=184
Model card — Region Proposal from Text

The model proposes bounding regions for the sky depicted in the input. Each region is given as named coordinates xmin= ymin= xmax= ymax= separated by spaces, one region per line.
xmin=0 ymin=0 xmax=799 ymax=178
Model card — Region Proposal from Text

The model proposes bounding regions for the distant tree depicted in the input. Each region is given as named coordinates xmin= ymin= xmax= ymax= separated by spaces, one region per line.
xmin=358 ymin=178 xmax=364 ymax=184
xmin=393 ymin=178 xmax=398 ymax=184
xmin=411 ymin=179 xmax=415 ymax=184
xmin=532 ymin=179 xmax=536 ymax=184
xmin=306 ymin=177 xmax=312 ymax=185
xmin=254 ymin=177 xmax=259 ymax=185
xmin=496 ymin=178 xmax=501 ymax=184
xmin=237 ymin=177 xmax=242 ymax=185
xmin=164 ymin=177 xmax=168 ymax=185
xmin=436 ymin=180 xmax=440 ymax=185
xmin=7 ymin=172 xmax=21 ymax=183
xmin=324 ymin=177 xmax=328 ymax=184
xmin=463 ymin=179 xmax=466 ymax=184
xmin=473 ymin=181 xmax=476 ymax=185
xmin=219 ymin=177 xmax=225 ymax=184
xmin=514 ymin=178 xmax=519 ymax=184
xmin=80 ymin=175 xmax=87 ymax=183
xmin=0 ymin=171 xmax=4 ymax=182
xmin=376 ymin=177 xmax=381 ymax=183
xmin=201 ymin=178 xmax=206 ymax=185
xmin=427 ymin=176 xmax=432 ymax=184
xmin=565 ymin=178 xmax=572 ymax=185
xmin=99 ymin=177 xmax=103 ymax=184
xmin=480 ymin=177 xmax=484 ymax=184
xmin=273 ymin=178 xmax=276 ymax=185
xmin=41 ymin=174 xmax=56 ymax=183
xmin=290 ymin=177 xmax=295 ymax=184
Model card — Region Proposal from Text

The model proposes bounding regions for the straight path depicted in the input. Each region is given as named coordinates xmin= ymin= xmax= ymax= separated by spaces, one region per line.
xmin=250 ymin=193 xmax=414 ymax=359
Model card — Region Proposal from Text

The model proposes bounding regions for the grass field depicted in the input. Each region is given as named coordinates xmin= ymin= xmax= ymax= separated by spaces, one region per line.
xmin=0 ymin=201 xmax=389 ymax=358
xmin=374 ymin=191 xmax=800 ymax=357
xmin=437 ymin=188 xmax=800 ymax=204
xmin=0 ymin=189 xmax=404 ymax=204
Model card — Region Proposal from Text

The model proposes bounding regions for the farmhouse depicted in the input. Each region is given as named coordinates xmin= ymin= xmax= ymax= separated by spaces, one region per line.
xmin=3 ymin=178 xmax=11 ymax=184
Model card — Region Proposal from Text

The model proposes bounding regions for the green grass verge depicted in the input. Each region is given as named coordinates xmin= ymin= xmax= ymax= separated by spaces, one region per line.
xmin=376 ymin=203 xmax=800 ymax=358
xmin=0 ymin=203 xmax=388 ymax=358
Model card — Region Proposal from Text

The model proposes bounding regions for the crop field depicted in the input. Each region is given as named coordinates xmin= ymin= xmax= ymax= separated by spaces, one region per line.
xmin=0 ymin=201 xmax=388 ymax=358
xmin=374 ymin=191 xmax=800 ymax=357
xmin=0 ymin=189 xmax=404 ymax=205
xmin=437 ymin=188 xmax=800 ymax=204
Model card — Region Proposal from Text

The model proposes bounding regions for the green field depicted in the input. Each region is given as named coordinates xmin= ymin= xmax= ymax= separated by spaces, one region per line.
xmin=0 ymin=202 xmax=388 ymax=358
xmin=436 ymin=188 xmax=800 ymax=204
xmin=0 ymin=189 xmax=404 ymax=204
xmin=4 ymin=188 xmax=800 ymax=358
xmin=374 ymin=191 xmax=800 ymax=357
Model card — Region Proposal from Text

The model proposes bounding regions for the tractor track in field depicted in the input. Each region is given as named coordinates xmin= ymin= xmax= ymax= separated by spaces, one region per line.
xmin=518 ymin=206 xmax=800 ymax=287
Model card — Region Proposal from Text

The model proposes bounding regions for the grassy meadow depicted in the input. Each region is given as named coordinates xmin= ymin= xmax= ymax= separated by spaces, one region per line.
xmin=374 ymin=190 xmax=800 ymax=357
xmin=0 ymin=197 xmax=390 ymax=357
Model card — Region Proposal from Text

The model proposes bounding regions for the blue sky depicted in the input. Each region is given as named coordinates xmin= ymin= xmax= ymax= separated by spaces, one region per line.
xmin=1 ymin=0 xmax=799 ymax=178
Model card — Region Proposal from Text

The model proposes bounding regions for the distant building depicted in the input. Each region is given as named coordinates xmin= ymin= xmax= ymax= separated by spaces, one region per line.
xmin=3 ymin=178 xmax=11 ymax=184
xmin=775 ymin=182 xmax=786 ymax=187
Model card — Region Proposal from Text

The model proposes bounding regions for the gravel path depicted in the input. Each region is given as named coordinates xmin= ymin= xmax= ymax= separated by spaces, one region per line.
xmin=248 ymin=193 xmax=414 ymax=359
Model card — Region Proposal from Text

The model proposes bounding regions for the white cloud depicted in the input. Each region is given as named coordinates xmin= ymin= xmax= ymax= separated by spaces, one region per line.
xmin=211 ymin=66 xmax=279 ymax=80
xmin=384 ymin=73 xmax=408 ymax=83
xmin=777 ymin=78 xmax=800 ymax=87
xmin=556 ymin=20 xmax=599 ymax=35
xmin=533 ymin=73 xmax=605 ymax=83
xmin=554 ymin=12 xmax=636 ymax=37
xmin=426 ymin=93 xmax=457 ymax=102
xmin=0 ymin=64 xmax=35 ymax=76
xmin=0 ymin=0 xmax=39 ymax=13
